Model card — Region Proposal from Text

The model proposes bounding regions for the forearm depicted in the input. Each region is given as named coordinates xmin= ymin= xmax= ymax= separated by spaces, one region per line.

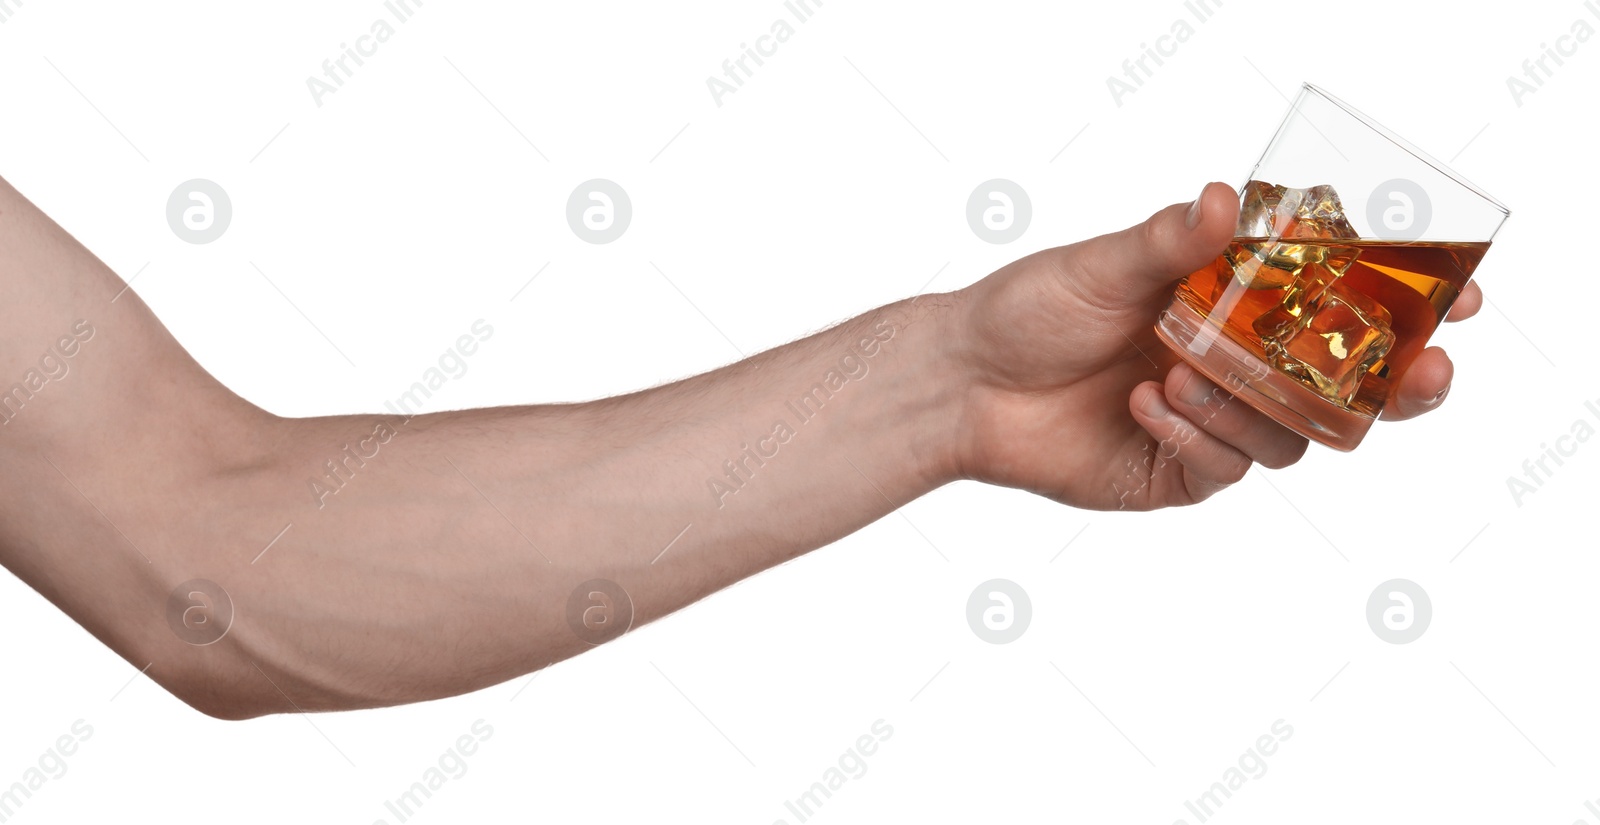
xmin=213 ymin=297 xmax=965 ymax=715
xmin=0 ymin=167 xmax=974 ymax=717
xmin=36 ymin=291 xmax=967 ymax=718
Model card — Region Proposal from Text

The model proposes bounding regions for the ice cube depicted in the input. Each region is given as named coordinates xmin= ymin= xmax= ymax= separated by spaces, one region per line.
xmin=1231 ymin=181 xmax=1360 ymax=292
xmin=1237 ymin=180 xmax=1358 ymax=240
xmin=1262 ymin=284 xmax=1394 ymax=407
xmin=1249 ymin=243 xmax=1362 ymax=342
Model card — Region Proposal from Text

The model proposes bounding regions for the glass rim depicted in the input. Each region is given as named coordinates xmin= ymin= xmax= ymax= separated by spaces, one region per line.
xmin=1265 ymin=83 xmax=1511 ymax=221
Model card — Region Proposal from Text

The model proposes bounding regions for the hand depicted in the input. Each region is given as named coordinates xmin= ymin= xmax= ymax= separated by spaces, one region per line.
xmin=946 ymin=181 xmax=1482 ymax=511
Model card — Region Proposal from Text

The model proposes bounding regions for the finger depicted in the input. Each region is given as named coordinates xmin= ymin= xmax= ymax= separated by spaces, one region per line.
xmin=1445 ymin=280 xmax=1483 ymax=322
xmin=1063 ymin=181 xmax=1237 ymax=307
xmin=1129 ymin=382 xmax=1251 ymax=505
xmin=1162 ymin=362 xmax=1309 ymax=469
xmin=1381 ymin=346 xmax=1453 ymax=421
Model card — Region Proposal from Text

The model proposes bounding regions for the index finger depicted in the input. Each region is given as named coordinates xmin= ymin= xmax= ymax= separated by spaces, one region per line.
xmin=1445 ymin=281 xmax=1483 ymax=322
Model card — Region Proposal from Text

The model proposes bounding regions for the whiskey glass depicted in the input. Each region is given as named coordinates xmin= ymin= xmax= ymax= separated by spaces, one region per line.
xmin=1154 ymin=84 xmax=1510 ymax=450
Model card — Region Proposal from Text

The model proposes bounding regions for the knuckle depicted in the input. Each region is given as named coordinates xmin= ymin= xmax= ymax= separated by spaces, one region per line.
xmin=1216 ymin=454 xmax=1251 ymax=485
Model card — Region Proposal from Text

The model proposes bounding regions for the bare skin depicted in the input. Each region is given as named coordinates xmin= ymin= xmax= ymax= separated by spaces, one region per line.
xmin=0 ymin=177 xmax=1480 ymax=719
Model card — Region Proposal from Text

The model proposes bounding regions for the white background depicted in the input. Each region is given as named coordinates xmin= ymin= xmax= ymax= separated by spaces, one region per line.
xmin=1 ymin=0 xmax=1595 ymax=822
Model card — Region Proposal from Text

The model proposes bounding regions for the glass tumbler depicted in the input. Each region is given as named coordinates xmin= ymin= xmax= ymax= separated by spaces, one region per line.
xmin=1153 ymin=83 xmax=1509 ymax=450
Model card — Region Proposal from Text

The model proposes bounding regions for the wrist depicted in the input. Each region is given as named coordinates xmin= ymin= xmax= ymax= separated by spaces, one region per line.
xmin=866 ymin=292 xmax=972 ymax=493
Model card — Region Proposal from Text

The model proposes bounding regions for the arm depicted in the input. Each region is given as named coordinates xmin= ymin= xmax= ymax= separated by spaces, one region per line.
xmin=0 ymin=176 xmax=1474 ymax=719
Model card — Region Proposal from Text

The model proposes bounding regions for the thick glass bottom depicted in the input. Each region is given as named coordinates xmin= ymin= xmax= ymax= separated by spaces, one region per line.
xmin=1154 ymin=298 xmax=1377 ymax=452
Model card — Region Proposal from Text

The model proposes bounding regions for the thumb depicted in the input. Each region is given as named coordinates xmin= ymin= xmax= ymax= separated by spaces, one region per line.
xmin=1067 ymin=181 xmax=1237 ymax=307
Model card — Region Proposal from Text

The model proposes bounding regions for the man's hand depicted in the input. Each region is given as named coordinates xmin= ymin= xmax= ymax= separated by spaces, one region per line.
xmin=946 ymin=181 xmax=1483 ymax=510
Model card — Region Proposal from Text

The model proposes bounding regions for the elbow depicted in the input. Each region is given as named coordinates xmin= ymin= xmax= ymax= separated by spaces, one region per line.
xmin=153 ymin=653 xmax=284 ymax=722
xmin=139 ymin=613 xmax=353 ymax=722
xmin=167 ymin=670 xmax=277 ymax=722
xmin=151 ymin=635 xmax=394 ymax=722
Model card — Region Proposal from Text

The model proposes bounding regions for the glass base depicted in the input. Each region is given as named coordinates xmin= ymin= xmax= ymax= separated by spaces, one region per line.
xmin=1153 ymin=299 xmax=1377 ymax=452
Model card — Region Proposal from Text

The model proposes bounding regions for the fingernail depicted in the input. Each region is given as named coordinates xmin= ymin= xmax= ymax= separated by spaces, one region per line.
xmin=1185 ymin=185 xmax=1207 ymax=230
xmin=1175 ymin=369 xmax=1215 ymax=408
xmin=1139 ymin=387 xmax=1171 ymax=418
xmin=1427 ymin=384 xmax=1450 ymax=406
